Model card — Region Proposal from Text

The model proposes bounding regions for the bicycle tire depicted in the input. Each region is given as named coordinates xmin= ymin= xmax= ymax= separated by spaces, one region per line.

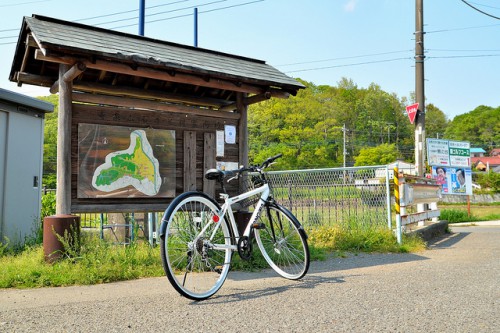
xmin=160 ymin=192 xmax=232 ymax=300
xmin=254 ymin=203 xmax=310 ymax=280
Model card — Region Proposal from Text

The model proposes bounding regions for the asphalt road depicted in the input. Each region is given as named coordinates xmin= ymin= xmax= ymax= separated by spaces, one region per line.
xmin=1 ymin=225 xmax=499 ymax=333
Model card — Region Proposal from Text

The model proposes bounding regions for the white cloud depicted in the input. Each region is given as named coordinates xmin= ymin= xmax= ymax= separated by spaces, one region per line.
xmin=344 ymin=0 xmax=357 ymax=12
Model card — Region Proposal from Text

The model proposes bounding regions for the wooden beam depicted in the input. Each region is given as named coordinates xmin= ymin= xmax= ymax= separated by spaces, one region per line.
xmin=56 ymin=64 xmax=73 ymax=215
xmin=16 ymin=72 xmax=55 ymax=87
xmin=26 ymin=34 xmax=38 ymax=48
xmin=50 ymin=62 xmax=87 ymax=94
xmin=34 ymin=50 xmax=268 ymax=95
xmin=218 ymin=89 xmax=289 ymax=112
xmin=72 ymin=92 xmax=241 ymax=120
xmin=219 ymin=91 xmax=273 ymax=112
xmin=72 ymin=81 xmax=232 ymax=108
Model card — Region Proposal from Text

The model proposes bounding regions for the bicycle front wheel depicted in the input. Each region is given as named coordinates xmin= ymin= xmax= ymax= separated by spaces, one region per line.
xmin=254 ymin=204 xmax=310 ymax=280
xmin=160 ymin=192 xmax=232 ymax=300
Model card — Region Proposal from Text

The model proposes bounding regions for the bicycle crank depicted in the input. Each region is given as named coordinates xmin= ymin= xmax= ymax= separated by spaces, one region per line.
xmin=237 ymin=236 xmax=252 ymax=260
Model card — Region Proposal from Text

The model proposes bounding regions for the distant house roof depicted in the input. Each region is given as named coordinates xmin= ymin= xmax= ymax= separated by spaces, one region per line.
xmin=470 ymin=148 xmax=486 ymax=153
xmin=491 ymin=148 xmax=500 ymax=157
xmin=472 ymin=156 xmax=500 ymax=167
xmin=9 ymin=15 xmax=304 ymax=109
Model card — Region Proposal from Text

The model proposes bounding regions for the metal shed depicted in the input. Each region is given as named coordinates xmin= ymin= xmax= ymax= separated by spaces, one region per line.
xmin=0 ymin=88 xmax=53 ymax=246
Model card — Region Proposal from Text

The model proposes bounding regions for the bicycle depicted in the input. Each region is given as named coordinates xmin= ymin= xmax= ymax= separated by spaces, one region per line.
xmin=159 ymin=154 xmax=310 ymax=300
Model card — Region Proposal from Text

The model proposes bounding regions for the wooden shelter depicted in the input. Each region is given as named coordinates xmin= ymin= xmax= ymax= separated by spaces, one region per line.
xmin=9 ymin=15 xmax=304 ymax=214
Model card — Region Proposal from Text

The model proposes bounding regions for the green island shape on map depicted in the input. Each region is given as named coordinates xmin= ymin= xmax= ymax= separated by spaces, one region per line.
xmin=92 ymin=130 xmax=161 ymax=196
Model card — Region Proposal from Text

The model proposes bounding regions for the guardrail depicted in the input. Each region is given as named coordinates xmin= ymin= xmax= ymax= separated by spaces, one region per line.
xmin=394 ymin=167 xmax=441 ymax=243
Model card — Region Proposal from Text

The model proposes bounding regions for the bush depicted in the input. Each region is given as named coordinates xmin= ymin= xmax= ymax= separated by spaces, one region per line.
xmin=41 ymin=192 xmax=56 ymax=218
xmin=440 ymin=209 xmax=476 ymax=223
xmin=475 ymin=172 xmax=500 ymax=193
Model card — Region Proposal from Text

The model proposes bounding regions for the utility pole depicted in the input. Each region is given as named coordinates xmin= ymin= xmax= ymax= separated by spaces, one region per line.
xmin=415 ymin=0 xmax=426 ymax=176
xmin=342 ymin=123 xmax=347 ymax=168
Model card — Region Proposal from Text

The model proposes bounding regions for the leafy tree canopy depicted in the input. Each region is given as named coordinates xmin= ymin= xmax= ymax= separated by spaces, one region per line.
xmin=354 ymin=143 xmax=399 ymax=166
xmin=444 ymin=105 xmax=500 ymax=151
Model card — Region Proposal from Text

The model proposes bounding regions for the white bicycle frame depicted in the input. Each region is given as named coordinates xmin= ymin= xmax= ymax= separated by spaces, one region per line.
xmin=198 ymin=181 xmax=271 ymax=252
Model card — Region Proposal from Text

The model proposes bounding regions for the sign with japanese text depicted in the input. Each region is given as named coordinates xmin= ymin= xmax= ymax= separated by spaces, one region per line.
xmin=406 ymin=103 xmax=419 ymax=124
xmin=448 ymin=140 xmax=471 ymax=167
xmin=427 ymin=138 xmax=451 ymax=166
xmin=426 ymin=138 xmax=470 ymax=168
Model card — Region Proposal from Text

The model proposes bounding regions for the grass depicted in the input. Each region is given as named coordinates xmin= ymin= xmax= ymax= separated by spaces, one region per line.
xmin=0 ymin=234 xmax=164 ymax=288
xmin=0 ymin=218 xmax=428 ymax=289
xmin=439 ymin=204 xmax=500 ymax=223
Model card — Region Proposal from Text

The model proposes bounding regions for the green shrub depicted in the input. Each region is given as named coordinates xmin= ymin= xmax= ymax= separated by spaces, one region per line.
xmin=474 ymin=172 xmax=500 ymax=193
xmin=440 ymin=209 xmax=477 ymax=223
xmin=41 ymin=192 xmax=56 ymax=218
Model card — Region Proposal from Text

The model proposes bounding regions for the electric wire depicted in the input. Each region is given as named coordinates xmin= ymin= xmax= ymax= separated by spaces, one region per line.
xmin=460 ymin=0 xmax=500 ymax=20
xmin=110 ymin=0 xmax=264 ymax=30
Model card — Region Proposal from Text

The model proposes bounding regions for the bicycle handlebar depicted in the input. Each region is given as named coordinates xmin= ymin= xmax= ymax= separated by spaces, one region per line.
xmin=260 ymin=153 xmax=283 ymax=169
xmin=205 ymin=154 xmax=282 ymax=183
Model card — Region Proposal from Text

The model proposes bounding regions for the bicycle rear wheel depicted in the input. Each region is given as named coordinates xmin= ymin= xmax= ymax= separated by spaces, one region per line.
xmin=160 ymin=192 xmax=232 ymax=300
xmin=254 ymin=204 xmax=310 ymax=280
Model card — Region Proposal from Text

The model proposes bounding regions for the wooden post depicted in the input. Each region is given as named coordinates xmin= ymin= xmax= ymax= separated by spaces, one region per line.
xmin=237 ymin=92 xmax=249 ymax=195
xmin=237 ymin=92 xmax=248 ymax=169
xmin=56 ymin=64 xmax=73 ymax=215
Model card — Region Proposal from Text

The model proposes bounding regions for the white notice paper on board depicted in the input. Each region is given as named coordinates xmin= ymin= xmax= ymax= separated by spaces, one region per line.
xmin=225 ymin=125 xmax=236 ymax=144
xmin=216 ymin=130 xmax=224 ymax=157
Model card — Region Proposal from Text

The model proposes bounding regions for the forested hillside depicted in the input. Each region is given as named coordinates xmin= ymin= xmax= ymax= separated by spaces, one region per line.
xmin=38 ymin=78 xmax=498 ymax=183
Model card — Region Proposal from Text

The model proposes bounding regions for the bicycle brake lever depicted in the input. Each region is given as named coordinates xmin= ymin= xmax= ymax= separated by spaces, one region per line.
xmin=227 ymin=175 xmax=238 ymax=182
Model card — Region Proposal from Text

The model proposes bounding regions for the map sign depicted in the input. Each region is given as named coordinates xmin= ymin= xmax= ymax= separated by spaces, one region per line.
xmin=77 ymin=124 xmax=176 ymax=198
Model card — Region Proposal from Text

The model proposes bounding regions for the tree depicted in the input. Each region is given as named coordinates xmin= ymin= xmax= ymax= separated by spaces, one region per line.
xmin=425 ymin=103 xmax=448 ymax=139
xmin=354 ymin=143 xmax=399 ymax=166
xmin=249 ymin=80 xmax=343 ymax=169
xmin=444 ymin=105 xmax=500 ymax=150
xmin=38 ymin=95 xmax=58 ymax=187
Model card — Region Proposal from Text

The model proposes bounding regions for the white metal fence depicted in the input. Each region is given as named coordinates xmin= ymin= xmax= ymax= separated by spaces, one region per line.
xmin=56 ymin=165 xmax=393 ymax=244
xmin=265 ymin=166 xmax=392 ymax=229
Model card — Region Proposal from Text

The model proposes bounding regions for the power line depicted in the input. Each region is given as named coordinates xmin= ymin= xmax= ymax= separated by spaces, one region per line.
xmin=283 ymin=57 xmax=413 ymax=74
xmin=428 ymin=48 xmax=500 ymax=52
xmin=428 ymin=54 xmax=500 ymax=59
xmin=110 ymin=0 xmax=264 ymax=30
xmin=461 ymin=0 xmax=500 ymax=20
xmin=276 ymin=50 xmax=413 ymax=67
xmin=73 ymin=0 xmax=190 ymax=23
xmin=0 ymin=0 xmax=52 ymax=8
xmin=96 ymin=0 xmax=227 ymax=27
xmin=426 ymin=23 xmax=500 ymax=34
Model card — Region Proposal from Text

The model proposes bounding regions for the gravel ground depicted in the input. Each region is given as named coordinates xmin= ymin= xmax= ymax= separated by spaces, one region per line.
xmin=1 ymin=225 xmax=499 ymax=333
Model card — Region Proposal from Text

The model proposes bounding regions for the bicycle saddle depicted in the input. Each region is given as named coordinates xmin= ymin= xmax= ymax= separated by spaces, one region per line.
xmin=205 ymin=169 xmax=239 ymax=181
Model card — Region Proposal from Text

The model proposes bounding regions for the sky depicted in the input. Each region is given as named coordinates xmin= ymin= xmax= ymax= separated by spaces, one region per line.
xmin=1 ymin=0 xmax=499 ymax=120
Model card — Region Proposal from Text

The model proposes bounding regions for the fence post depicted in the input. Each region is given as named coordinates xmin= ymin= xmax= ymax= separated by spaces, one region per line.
xmin=394 ymin=167 xmax=402 ymax=244
xmin=385 ymin=166 xmax=392 ymax=230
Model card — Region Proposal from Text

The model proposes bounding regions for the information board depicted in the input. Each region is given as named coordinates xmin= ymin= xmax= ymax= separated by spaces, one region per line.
xmin=426 ymin=139 xmax=470 ymax=168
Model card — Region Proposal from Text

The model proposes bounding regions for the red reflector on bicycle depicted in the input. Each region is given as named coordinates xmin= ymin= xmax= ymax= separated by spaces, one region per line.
xmin=212 ymin=215 xmax=220 ymax=223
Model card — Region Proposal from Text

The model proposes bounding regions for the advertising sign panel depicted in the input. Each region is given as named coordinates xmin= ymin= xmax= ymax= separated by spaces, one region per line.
xmin=448 ymin=140 xmax=470 ymax=167
xmin=431 ymin=166 xmax=472 ymax=196
xmin=427 ymin=139 xmax=451 ymax=166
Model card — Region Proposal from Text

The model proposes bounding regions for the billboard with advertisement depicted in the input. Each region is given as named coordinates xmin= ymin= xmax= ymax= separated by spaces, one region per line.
xmin=431 ymin=165 xmax=472 ymax=195
xmin=426 ymin=138 xmax=470 ymax=167
xmin=427 ymin=139 xmax=472 ymax=196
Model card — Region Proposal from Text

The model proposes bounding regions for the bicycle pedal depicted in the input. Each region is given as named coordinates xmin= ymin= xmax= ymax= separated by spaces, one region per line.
xmin=252 ymin=223 xmax=266 ymax=230
xmin=214 ymin=266 xmax=223 ymax=274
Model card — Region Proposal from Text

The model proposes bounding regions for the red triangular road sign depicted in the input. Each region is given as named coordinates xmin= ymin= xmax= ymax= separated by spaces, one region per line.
xmin=406 ymin=103 xmax=419 ymax=124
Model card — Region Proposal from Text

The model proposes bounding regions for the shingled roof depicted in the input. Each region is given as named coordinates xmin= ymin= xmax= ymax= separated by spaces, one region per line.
xmin=10 ymin=15 xmax=304 ymax=109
